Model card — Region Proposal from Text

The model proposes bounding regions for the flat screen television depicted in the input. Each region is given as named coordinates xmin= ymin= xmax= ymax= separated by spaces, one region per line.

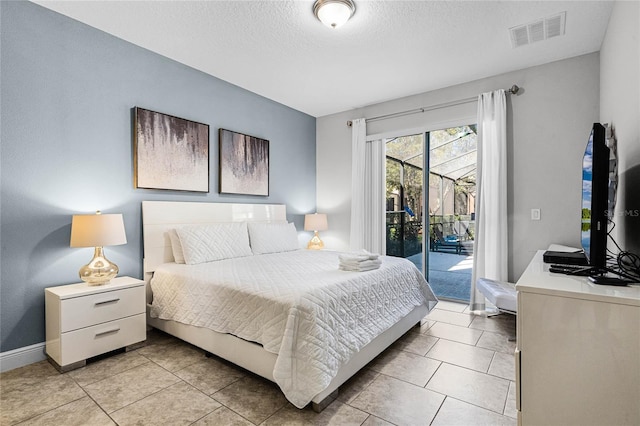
xmin=580 ymin=123 xmax=610 ymax=271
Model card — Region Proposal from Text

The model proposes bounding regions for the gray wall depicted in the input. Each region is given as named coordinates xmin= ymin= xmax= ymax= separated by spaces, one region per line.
xmin=0 ymin=2 xmax=316 ymax=352
xmin=317 ymin=53 xmax=600 ymax=282
xmin=600 ymin=0 xmax=640 ymax=256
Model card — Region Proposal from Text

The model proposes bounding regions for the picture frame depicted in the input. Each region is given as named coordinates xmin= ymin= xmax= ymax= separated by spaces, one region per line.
xmin=219 ymin=128 xmax=269 ymax=196
xmin=134 ymin=107 xmax=209 ymax=192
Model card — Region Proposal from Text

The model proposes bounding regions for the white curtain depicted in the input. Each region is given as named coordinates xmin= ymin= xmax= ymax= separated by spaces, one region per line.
xmin=471 ymin=89 xmax=508 ymax=311
xmin=350 ymin=118 xmax=386 ymax=254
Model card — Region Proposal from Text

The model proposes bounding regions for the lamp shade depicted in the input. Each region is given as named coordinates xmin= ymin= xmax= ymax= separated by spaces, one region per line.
xmin=70 ymin=212 xmax=127 ymax=247
xmin=304 ymin=213 xmax=328 ymax=232
xmin=313 ymin=0 xmax=355 ymax=29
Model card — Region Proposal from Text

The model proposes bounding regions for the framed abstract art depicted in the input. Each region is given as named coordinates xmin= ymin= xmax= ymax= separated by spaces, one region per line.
xmin=219 ymin=128 xmax=269 ymax=196
xmin=134 ymin=107 xmax=209 ymax=192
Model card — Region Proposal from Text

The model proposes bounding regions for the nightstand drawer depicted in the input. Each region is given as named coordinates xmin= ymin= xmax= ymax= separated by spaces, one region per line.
xmin=61 ymin=285 xmax=145 ymax=332
xmin=59 ymin=313 xmax=146 ymax=366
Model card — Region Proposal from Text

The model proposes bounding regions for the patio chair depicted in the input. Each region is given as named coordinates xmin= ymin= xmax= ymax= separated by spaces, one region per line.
xmin=431 ymin=224 xmax=445 ymax=251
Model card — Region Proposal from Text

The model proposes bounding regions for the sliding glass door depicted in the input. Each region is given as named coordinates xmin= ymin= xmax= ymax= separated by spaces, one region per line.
xmin=385 ymin=134 xmax=424 ymax=264
xmin=427 ymin=126 xmax=476 ymax=302
xmin=384 ymin=125 xmax=476 ymax=302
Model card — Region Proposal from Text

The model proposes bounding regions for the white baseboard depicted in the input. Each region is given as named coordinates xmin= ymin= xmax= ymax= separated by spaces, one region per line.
xmin=0 ymin=342 xmax=47 ymax=373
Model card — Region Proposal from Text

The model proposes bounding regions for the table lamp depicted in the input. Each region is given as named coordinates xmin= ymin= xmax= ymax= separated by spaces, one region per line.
xmin=304 ymin=213 xmax=328 ymax=250
xmin=70 ymin=211 xmax=127 ymax=285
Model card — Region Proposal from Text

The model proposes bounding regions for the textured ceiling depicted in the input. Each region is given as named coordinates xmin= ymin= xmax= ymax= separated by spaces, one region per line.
xmin=34 ymin=1 xmax=613 ymax=117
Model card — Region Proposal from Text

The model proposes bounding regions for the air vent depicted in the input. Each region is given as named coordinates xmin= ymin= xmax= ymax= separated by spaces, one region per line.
xmin=509 ymin=12 xmax=566 ymax=48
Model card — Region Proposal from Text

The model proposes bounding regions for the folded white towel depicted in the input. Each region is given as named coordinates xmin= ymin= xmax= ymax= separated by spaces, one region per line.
xmin=339 ymin=258 xmax=381 ymax=268
xmin=338 ymin=250 xmax=380 ymax=263
xmin=339 ymin=264 xmax=381 ymax=272
xmin=339 ymin=258 xmax=382 ymax=272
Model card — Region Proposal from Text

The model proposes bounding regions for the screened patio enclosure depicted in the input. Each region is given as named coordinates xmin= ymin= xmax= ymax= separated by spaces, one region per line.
xmin=385 ymin=126 xmax=477 ymax=302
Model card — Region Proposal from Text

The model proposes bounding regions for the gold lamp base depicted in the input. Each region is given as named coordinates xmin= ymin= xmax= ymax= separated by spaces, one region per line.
xmin=79 ymin=247 xmax=119 ymax=285
xmin=307 ymin=231 xmax=324 ymax=250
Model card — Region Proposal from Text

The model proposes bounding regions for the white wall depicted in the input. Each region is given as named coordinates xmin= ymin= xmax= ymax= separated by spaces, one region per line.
xmin=600 ymin=0 xmax=640 ymax=256
xmin=317 ymin=53 xmax=600 ymax=281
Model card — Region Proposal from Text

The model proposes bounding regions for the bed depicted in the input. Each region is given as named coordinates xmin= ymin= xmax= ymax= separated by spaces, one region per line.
xmin=142 ymin=201 xmax=437 ymax=410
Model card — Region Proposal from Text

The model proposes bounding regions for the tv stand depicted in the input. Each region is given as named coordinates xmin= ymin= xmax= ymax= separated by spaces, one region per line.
xmin=515 ymin=250 xmax=640 ymax=425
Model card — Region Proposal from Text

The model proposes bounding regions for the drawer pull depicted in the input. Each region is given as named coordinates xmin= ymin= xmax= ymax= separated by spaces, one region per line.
xmin=94 ymin=298 xmax=120 ymax=306
xmin=95 ymin=327 xmax=120 ymax=337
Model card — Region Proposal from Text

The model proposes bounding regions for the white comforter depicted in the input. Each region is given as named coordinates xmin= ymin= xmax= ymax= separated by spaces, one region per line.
xmin=149 ymin=250 xmax=437 ymax=407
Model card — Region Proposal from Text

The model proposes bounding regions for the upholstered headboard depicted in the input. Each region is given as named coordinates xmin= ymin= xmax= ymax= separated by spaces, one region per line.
xmin=141 ymin=201 xmax=287 ymax=284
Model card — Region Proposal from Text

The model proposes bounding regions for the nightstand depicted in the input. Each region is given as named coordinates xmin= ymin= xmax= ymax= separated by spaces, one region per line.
xmin=45 ymin=276 xmax=146 ymax=372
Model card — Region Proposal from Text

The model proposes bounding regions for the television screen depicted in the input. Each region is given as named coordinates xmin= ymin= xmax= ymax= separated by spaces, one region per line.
xmin=581 ymin=132 xmax=594 ymax=259
xmin=580 ymin=123 xmax=609 ymax=270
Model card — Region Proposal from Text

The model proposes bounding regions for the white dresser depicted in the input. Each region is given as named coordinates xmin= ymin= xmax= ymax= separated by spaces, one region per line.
xmin=45 ymin=276 xmax=146 ymax=372
xmin=515 ymin=251 xmax=640 ymax=425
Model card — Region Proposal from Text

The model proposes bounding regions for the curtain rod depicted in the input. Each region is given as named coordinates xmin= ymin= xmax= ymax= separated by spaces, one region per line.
xmin=346 ymin=85 xmax=520 ymax=127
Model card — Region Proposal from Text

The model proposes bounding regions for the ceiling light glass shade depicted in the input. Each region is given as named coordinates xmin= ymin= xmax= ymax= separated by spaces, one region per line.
xmin=70 ymin=211 xmax=127 ymax=285
xmin=313 ymin=0 xmax=355 ymax=29
xmin=304 ymin=213 xmax=328 ymax=250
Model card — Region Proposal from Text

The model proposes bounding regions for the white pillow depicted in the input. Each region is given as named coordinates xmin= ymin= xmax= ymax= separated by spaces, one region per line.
xmin=168 ymin=229 xmax=185 ymax=264
xmin=176 ymin=222 xmax=252 ymax=265
xmin=248 ymin=222 xmax=299 ymax=255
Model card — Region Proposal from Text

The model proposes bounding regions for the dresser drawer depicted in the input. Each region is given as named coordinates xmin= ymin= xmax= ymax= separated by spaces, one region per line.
xmin=60 ymin=285 xmax=145 ymax=332
xmin=59 ymin=313 xmax=146 ymax=366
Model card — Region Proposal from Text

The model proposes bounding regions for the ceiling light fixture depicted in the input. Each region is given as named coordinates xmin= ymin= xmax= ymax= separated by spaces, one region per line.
xmin=313 ymin=0 xmax=356 ymax=29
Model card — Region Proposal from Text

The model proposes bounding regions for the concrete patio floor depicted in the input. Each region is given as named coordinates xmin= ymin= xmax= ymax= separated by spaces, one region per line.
xmin=407 ymin=251 xmax=472 ymax=302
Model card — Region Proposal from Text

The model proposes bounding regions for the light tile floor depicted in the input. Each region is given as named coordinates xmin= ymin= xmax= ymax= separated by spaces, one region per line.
xmin=1 ymin=301 xmax=517 ymax=425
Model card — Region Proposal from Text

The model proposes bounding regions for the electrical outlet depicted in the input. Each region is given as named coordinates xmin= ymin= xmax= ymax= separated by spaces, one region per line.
xmin=531 ymin=208 xmax=541 ymax=221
